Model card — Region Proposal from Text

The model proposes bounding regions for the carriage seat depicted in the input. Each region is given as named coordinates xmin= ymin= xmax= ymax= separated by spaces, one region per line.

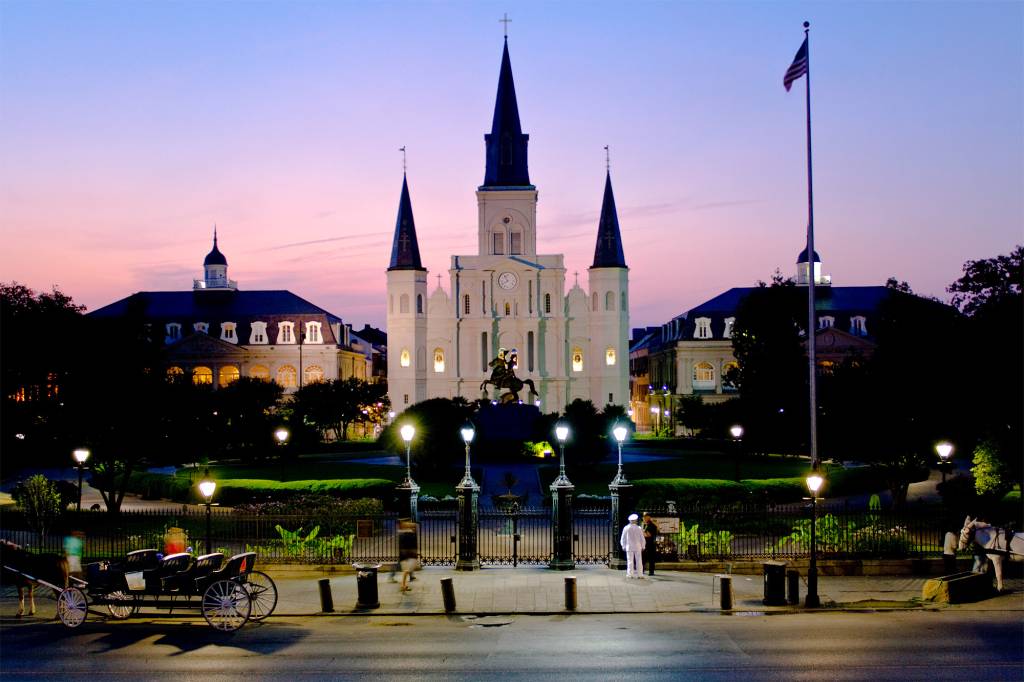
xmin=142 ymin=552 xmax=193 ymax=593
xmin=122 ymin=549 xmax=160 ymax=572
xmin=196 ymin=552 xmax=257 ymax=590
xmin=161 ymin=553 xmax=225 ymax=594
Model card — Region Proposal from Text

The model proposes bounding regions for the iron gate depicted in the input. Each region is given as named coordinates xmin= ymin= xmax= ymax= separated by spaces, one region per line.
xmin=419 ymin=509 xmax=457 ymax=566
xmin=479 ymin=504 xmax=552 ymax=566
xmin=573 ymin=507 xmax=611 ymax=564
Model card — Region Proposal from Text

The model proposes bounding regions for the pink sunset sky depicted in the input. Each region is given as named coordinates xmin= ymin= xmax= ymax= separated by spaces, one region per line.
xmin=1 ymin=2 xmax=1021 ymax=330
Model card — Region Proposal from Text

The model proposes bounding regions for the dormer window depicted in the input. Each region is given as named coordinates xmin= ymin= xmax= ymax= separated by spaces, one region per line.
xmin=723 ymin=317 xmax=736 ymax=339
xmin=165 ymin=323 xmax=182 ymax=344
xmin=278 ymin=321 xmax=295 ymax=344
xmin=305 ymin=321 xmax=323 ymax=344
xmin=694 ymin=317 xmax=712 ymax=340
xmin=850 ymin=316 xmax=867 ymax=337
xmin=193 ymin=322 xmax=209 ymax=334
xmin=819 ymin=316 xmax=835 ymax=329
xmin=220 ymin=322 xmax=237 ymax=344
xmin=250 ymin=321 xmax=268 ymax=344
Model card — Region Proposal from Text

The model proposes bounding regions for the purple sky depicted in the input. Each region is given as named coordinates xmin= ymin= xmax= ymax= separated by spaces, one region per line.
xmin=2 ymin=1 xmax=1021 ymax=330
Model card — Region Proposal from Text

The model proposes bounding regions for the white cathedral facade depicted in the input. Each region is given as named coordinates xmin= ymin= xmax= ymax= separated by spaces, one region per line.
xmin=387 ymin=38 xmax=629 ymax=415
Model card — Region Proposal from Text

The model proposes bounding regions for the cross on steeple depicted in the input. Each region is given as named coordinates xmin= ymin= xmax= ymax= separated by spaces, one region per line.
xmin=436 ymin=274 xmax=442 ymax=289
xmin=604 ymin=145 xmax=610 ymax=172
xmin=398 ymin=233 xmax=410 ymax=252
xmin=399 ymin=146 xmax=407 ymax=173
xmin=499 ymin=13 xmax=511 ymax=37
xmin=603 ymin=231 xmax=616 ymax=250
xmin=574 ymin=271 xmax=579 ymax=286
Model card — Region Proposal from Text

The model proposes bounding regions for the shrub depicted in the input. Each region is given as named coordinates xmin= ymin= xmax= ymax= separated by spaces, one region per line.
xmin=11 ymin=474 xmax=62 ymax=538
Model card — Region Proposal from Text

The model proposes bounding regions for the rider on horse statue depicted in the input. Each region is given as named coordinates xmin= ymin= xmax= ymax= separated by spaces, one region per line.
xmin=481 ymin=348 xmax=538 ymax=404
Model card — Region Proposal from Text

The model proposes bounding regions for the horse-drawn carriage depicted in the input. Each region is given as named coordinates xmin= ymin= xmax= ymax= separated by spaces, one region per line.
xmin=3 ymin=544 xmax=277 ymax=631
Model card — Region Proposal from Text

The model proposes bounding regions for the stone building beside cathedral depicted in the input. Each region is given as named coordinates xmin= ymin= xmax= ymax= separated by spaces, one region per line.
xmin=386 ymin=38 xmax=629 ymax=414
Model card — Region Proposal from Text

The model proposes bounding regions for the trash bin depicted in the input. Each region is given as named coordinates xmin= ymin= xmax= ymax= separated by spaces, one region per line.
xmin=762 ymin=561 xmax=787 ymax=606
xmin=354 ymin=563 xmax=381 ymax=609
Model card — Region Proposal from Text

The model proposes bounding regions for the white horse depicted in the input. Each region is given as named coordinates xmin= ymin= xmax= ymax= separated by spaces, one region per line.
xmin=958 ymin=516 xmax=1024 ymax=592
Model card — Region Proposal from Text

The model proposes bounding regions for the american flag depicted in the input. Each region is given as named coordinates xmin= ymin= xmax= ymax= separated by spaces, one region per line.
xmin=784 ymin=37 xmax=808 ymax=91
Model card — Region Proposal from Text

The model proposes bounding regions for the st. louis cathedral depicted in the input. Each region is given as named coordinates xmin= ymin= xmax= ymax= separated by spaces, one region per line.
xmin=387 ymin=38 xmax=629 ymax=414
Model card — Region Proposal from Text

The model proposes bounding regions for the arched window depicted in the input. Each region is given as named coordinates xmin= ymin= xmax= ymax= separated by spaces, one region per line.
xmin=464 ymin=294 xmax=471 ymax=315
xmin=545 ymin=293 xmax=551 ymax=314
xmin=305 ymin=321 xmax=322 ymax=344
xmin=220 ymin=322 xmax=237 ymax=343
xmin=592 ymin=292 xmax=598 ymax=312
xmin=277 ymin=321 xmax=295 ymax=344
xmin=250 ymin=365 xmax=270 ymax=380
xmin=492 ymin=231 xmax=504 ymax=255
xmin=433 ymin=348 xmax=445 ymax=373
xmin=693 ymin=362 xmax=715 ymax=390
xmin=166 ymin=366 xmax=184 ymax=380
xmin=400 ymin=294 xmax=410 ymax=314
xmin=194 ymin=322 xmax=209 ymax=334
xmin=605 ymin=348 xmax=616 ymax=366
xmin=165 ymin=323 xmax=181 ymax=344
xmin=527 ymin=331 xmax=535 ymax=372
xmin=481 ymin=332 xmax=488 ymax=372
xmin=416 ymin=294 xmax=423 ymax=314
xmin=605 ymin=291 xmax=615 ymax=311
xmin=528 ymin=280 xmax=533 ymax=313
xmin=481 ymin=281 xmax=486 ymax=313
xmin=850 ymin=316 xmax=867 ymax=336
xmin=304 ymin=365 xmax=324 ymax=384
xmin=510 ymin=231 xmax=522 ymax=255
xmin=694 ymin=317 xmax=712 ymax=340
xmin=193 ymin=366 xmax=213 ymax=385
xmin=819 ymin=316 xmax=835 ymax=329
xmin=572 ymin=348 xmax=584 ymax=372
xmin=504 ymin=302 xmax=511 ymax=316
xmin=219 ymin=365 xmax=240 ymax=387
xmin=277 ymin=365 xmax=297 ymax=388
xmin=723 ymin=362 xmax=739 ymax=391
xmin=400 ymin=349 xmax=411 ymax=368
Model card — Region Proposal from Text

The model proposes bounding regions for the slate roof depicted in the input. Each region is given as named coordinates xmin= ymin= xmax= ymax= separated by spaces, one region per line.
xmin=388 ymin=174 xmax=424 ymax=271
xmin=591 ymin=171 xmax=626 ymax=268
xmin=481 ymin=38 xmax=531 ymax=189
xmin=203 ymin=230 xmax=227 ymax=266
xmin=796 ymin=246 xmax=821 ymax=264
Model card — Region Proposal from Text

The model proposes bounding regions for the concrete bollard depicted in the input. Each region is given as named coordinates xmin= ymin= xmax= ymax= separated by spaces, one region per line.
xmin=719 ymin=575 xmax=733 ymax=610
xmin=318 ymin=578 xmax=334 ymax=613
xmin=786 ymin=569 xmax=800 ymax=605
xmin=564 ymin=576 xmax=577 ymax=610
xmin=440 ymin=577 xmax=456 ymax=613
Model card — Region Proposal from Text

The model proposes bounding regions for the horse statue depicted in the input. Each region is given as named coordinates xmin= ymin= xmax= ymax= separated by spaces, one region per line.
xmin=0 ymin=539 xmax=69 ymax=617
xmin=958 ymin=516 xmax=1024 ymax=592
xmin=480 ymin=348 xmax=538 ymax=404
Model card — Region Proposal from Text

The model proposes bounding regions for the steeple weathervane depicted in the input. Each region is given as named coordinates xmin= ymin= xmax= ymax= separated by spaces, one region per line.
xmin=500 ymin=13 xmax=511 ymax=38
xmin=400 ymin=146 xmax=407 ymax=173
xmin=604 ymin=145 xmax=610 ymax=172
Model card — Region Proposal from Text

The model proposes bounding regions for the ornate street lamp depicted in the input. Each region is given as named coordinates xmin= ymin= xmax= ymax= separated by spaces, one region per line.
xmin=400 ymin=424 xmax=415 ymax=483
xmin=460 ymin=422 xmax=476 ymax=485
xmin=456 ymin=421 xmax=481 ymax=570
xmin=550 ymin=420 xmax=574 ymax=569
xmin=72 ymin=448 xmax=90 ymax=512
xmin=198 ymin=469 xmax=217 ymax=554
xmin=730 ymin=425 xmax=744 ymax=482
xmin=274 ymin=427 xmax=290 ymax=445
xmin=554 ymin=421 xmax=570 ymax=484
xmin=650 ymin=405 xmax=660 ymax=434
xmin=805 ymin=471 xmax=824 ymax=608
xmin=935 ymin=442 xmax=954 ymax=485
xmin=612 ymin=423 xmax=628 ymax=485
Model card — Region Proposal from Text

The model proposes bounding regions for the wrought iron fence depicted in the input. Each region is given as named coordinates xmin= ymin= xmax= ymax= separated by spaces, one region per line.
xmin=573 ymin=507 xmax=611 ymax=564
xmin=478 ymin=506 xmax=551 ymax=566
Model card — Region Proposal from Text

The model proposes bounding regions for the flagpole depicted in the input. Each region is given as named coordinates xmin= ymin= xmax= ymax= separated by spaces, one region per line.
xmin=803 ymin=20 xmax=819 ymax=471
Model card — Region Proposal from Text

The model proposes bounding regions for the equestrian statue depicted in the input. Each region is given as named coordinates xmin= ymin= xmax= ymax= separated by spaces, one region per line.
xmin=480 ymin=347 xmax=538 ymax=404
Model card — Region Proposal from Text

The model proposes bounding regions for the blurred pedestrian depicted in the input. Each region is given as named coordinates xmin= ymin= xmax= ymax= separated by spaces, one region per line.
xmin=642 ymin=513 xmax=659 ymax=576
xmin=620 ymin=513 xmax=646 ymax=578
xmin=397 ymin=519 xmax=420 ymax=592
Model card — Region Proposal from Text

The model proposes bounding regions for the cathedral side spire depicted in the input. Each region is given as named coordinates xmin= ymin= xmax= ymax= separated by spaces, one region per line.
xmin=482 ymin=38 xmax=531 ymax=188
xmin=388 ymin=174 xmax=425 ymax=271
xmin=591 ymin=171 xmax=626 ymax=268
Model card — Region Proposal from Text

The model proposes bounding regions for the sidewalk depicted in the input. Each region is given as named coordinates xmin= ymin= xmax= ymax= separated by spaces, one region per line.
xmin=263 ymin=565 xmax=1024 ymax=617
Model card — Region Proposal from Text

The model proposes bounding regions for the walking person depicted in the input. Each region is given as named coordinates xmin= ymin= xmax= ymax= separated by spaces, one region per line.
xmin=620 ymin=513 xmax=646 ymax=579
xmin=397 ymin=519 xmax=420 ymax=592
xmin=642 ymin=513 xmax=659 ymax=577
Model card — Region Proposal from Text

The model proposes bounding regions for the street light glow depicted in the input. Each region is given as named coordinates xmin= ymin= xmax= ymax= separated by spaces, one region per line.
xmin=400 ymin=424 xmax=415 ymax=443
xmin=613 ymin=424 xmax=628 ymax=443
xmin=935 ymin=442 xmax=953 ymax=460
xmin=72 ymin=448 xmax=90 ymax=464
xmin=555 ymin=422 xmax=569 ymax=443
xmin=650 ymin=406 xmax=659 ymax=414
xmin=198 ymin=469 xmax=217 ymax=501
xmin=461 ymin=424 xmax=475 ymax=444
xmin=730 ymin=425 xmax=744 ymax=439
xmin=806 ymin=473 xmax=824 ymax=495
xmin=274 ymin=427 xmax=290 ymax=444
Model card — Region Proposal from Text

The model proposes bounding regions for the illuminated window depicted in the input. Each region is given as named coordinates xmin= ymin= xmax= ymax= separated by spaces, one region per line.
xmin=433 ymin=348 xmax=445 ymax=373
xmin=572 ymin=348 xmax=584 ymax=372
xmin=278 ymin=322 xmax=295 ymax=344
xmin=723 ymin=317 xmax=735 ymax=339
xmin=400 ymin=349 xmax=411 ymax=367
xmin=194 ymin=322 xmax=209 ymax=334
xmin=167 ymin=366 xmax=184 ymax=380
xmin=510 ymin=231 xmax=522 ymax=255
xmin=606 ymin=348 xmax=616 ymax=366
xmin=305 ymin=321 xmax=322 ymax=344
xmin=504 ymin=302 xmax=511 ymax=316
xmin=694 ymin=317 xmax=712 ymax=340
xmin=850 ymin=316 xmax=867 ymax=336
xmin=693 ymin=362 xmax=714 ymax=390
xmin=250 ymin=321 xmax=268 ymax=344
xmin=304 ymin=365 xmax=324 ymax=384
xmin=545 ymin=293 xmax=551 ymax=314
xmin=723 ymin=362 xmax=739 ymax=391
xmin=819 ymin=316 xmax=834 ymax=329
xmin=277 ymin=365 xmax=297 ymax=388
xmin=219 ymin=365 xmax=240 ymax=386
xmin=193 ymin=366 xmax=213 ymax=385
xmin=818 ymin=360 xmax=836 ymax=376
xmin=605 ymin=291 xmax=615 ymax=311
xmin=493 ymin=232 xmax=504 ymax=255
xmin=464 ymin=295 xmax=470 ymax=314
xmin=400 ymin=294 xmax=409 ymax=314
xmin=250 ymin=365 xmax=270 ymax=380
xmin=220 ymin=322 xmax=237 ymax=344
xmin=165 ymin=323 xmax=182 ymax=344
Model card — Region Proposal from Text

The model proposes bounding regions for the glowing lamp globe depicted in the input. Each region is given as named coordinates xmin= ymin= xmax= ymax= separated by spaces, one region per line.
xmin=936 ymin=442 xmax=953 ymax=461
xmin=806 ymin=473 xmax=824 ymax=495
xmin=613 ymin=425 xmax=628 ymax=443
xmin=400 ymin=424 xmax=415 ymax=443
xmin=73 ymin=448 xmax=91 ymax=464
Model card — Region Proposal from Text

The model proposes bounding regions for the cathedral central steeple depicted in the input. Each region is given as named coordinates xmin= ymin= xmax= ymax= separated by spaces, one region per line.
xmin=388 ymin=174 xmax=424 ymax=271
xmin=482 ymin=38 xmax=531 ymax=189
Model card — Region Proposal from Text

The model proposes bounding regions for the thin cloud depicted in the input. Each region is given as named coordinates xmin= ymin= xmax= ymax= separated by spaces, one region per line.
xmin=254 ymin=232 xmax=389 ymax=252
xmin=690 ymin=199 xmax=764 ymax=211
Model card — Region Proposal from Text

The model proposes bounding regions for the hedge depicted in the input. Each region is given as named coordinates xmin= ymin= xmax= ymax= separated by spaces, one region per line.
xmin=113 ymin=473 xmax=394 ymax=505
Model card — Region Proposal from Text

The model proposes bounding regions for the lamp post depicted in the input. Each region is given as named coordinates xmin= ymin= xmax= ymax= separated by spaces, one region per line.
xmin=805 ymin=471 xmax=824 ymax=608
xmin=72 ymin=448 xmax=90 ymax=512
xmin=935 ymin=442 xmax=954 ymax=486
xmin=275 ymin=427 xmax=290 ymax=446
xmin=650 ymin=405 xmax=660 ymax=435
xmin=298 ymin=330 xmax=305 ymax=390
xmin=397 ymin=424 xmax=419 ymax=521
xmin=198 ymin=469 xmax=217 ymax=555
xmin=550 ymin=420 xmax=574 ymax=569
xmin=608 ymin=423 xmax=632 ymax=570
xmin=730 ymin=425 xmax=744 ymax=482
xmin=456 ymin=422 xmax=480 ymax=570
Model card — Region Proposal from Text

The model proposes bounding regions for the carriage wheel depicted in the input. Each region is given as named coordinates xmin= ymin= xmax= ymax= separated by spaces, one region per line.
xmin=57 ymin=587 xmax=88 ymax=628
xmin=244 ymin=571 xmax=278 ymax=621
xmin=106 ymin=590 xmax=138 ymax=620
xmin=201 ymin=579 xmax=251 ymax=631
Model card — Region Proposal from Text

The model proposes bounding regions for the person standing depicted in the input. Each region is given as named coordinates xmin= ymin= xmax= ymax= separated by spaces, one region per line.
xmin=620 ymin=513 xmax=646 ymax=578
xmin=642 ymin=513 xmax=659 ymax=577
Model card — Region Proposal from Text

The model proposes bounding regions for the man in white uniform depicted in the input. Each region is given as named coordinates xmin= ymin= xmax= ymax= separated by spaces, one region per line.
xmin=620 ymin=513 xmax=646 ymax=578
